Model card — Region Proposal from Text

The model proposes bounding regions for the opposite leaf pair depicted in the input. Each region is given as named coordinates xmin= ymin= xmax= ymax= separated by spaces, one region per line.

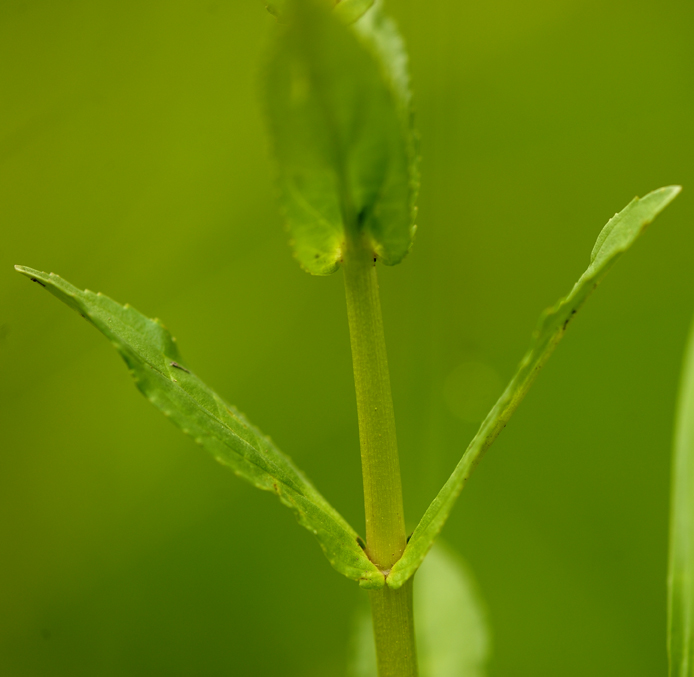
xmin=15 ymin=183 xmax=681 ymax=590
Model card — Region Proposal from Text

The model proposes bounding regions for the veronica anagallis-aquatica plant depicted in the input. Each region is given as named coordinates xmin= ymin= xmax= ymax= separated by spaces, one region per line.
xmin=16 ymin=0 xmax=684 ymax=675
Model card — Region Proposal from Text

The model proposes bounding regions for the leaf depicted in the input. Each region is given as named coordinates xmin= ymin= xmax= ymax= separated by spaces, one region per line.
xmin=348 ymin=542 xmax=490 ymax=677
xmin=264 ymin=0 xmax=418 ymax=275
xmin=15 ymin=266 xmax=385 ymax=590
xmin=266 ymin=0 xmax=375 ymax=25
xmin=387 ymin=185 xmax=681 ymax=589
xmin=669 ymin=313 xmax=694 ymax=676
xmin=334 ymin=0 xmax=375 ymax=24
xmin=265 ymin=0 xmax=374 ymax=24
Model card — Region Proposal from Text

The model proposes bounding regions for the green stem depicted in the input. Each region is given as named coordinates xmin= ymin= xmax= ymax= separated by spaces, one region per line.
xmin=343 ymin=232 xmax=418 ymax=676
xmin=369 ymin=579 xmax=418 ymax=677
xmin=343 ymin=234 xmax=407 ymax=569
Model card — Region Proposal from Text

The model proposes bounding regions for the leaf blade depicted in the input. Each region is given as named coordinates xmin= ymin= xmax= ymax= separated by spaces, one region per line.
xmin=335 ymin=0 xmax=375 ymax=25
xmin=388 ymin=185 xmax=681 ymax=589
xmin=264 ymin=0 xmax=417 ymax=274
xmin=266 ymin=0 xmax=375 ymax=25
xmin=15 ymin=265 xmax=385 ymax=589
xmin=669 ymin=314 xmax=694 ymax=676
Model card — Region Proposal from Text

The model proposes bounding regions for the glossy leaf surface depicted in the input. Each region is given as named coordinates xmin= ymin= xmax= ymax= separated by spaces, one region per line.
xmin=388 ymin=185 xmax=681 ymax=589
xmin=264 ymin=0 xmax=417 ymax=274
xmin=669 ymin=315 xmax=694 ymax=676
xmin=349 ymin=543 xmax=490 ymax=676
xmin=15 ymin=266 xmax=385 ymax=589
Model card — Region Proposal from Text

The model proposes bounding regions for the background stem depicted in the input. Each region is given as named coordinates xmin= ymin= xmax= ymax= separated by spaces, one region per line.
xmin=343 ymin=233 xmax=417 ymax=676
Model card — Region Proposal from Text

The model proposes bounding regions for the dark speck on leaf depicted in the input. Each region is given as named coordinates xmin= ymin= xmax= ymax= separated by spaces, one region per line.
xmin=31 ymin=278 xmax=46 ymax=287
xmin=563 ymin=309 xmax=578 ymax=331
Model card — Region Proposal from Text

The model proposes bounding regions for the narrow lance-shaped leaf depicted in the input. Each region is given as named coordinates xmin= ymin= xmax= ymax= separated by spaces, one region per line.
xmin=387 ymin=185 xmax=681 ymax=589
xmin=669 ymin=313 xmax=694 ymax=676
xmin=264 ymin=0 xmax=418 ymax=274
xmin=15 ymin=266 xmax=385 ymax=590
xmin=349 ymin=542 xmax=490 ymax=677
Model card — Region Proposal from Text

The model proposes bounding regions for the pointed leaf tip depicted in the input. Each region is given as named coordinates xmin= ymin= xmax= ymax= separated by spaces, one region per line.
xmin=590 ymin=185 xmax=681 ymax=265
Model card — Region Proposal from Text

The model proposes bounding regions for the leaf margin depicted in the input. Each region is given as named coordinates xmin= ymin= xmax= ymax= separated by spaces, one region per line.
xmin=15 ymin=265 xmax=386 ymax=590
xmin=387 ymin=185 xmax=682 ymax=589
xmin=263 ymin=0 xmax=418 ymax=275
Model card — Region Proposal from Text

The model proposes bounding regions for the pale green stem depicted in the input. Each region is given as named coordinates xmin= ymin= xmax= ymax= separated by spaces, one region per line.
xmin=369 ymin=578 xmax=418 ymax=677
xmin=343 ymin=234 xmax=406 ymax=569
xmin=342 ymin=232 xmax=418 ymax=677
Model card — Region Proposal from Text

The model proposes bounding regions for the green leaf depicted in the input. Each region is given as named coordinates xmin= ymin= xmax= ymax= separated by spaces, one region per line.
xmin=669 ymin=314 xmax=694 ymax=676
xmin=334 ymin=0 xmax=375 ymax=24
xmin=264 ymin=0 xmax=418 ymax=275
xmin=15 ymin=266 xmax=385 ymax=590
xmin=387 ymin=185 xmax=681 ymax=589
xmin=266 ymin=0 xmax=375 ymax=25
xmin=349 ymin=542 xmax=490 ymax=677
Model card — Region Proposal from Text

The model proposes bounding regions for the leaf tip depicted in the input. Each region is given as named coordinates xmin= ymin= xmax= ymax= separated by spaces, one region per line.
xmin=15 ymin=264 xmax=37 ymax=277
xmin=660 ymin=184 xmax=683 ymax=204
xmin=640 ymin=184 xmax=682 ymax=214
xmin=15 ymin=265 xmax=51 ymax=288
xmin=590 ymin=185 xmax=682 ymax=265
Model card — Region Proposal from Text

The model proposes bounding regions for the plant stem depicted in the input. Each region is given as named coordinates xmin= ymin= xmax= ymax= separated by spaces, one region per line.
xmin=343 ymin=233 xmax=407 ymax=569
xmin=369 ymin=578 xmax=417 ymax=677
xmin=342 ymin=231 xmax=417 ymax=676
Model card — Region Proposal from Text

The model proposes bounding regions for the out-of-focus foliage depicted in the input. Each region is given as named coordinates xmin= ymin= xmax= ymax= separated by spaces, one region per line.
xmin=267 ymin=0 xmax=375 ymax=25
xmin=1 ymin=1 xmax=692 ymax=675
xmin=265 ymin=0 xmax=417 ymax=274
xmin=669 ymin=315 xmax=694 ymax=677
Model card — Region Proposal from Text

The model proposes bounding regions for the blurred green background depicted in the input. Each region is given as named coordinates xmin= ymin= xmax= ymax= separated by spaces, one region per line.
xmin=1 ymin=0 xmax=692 ymax=675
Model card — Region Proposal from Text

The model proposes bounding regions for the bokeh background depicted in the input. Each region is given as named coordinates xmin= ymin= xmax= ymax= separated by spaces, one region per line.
xmin=1 ymin=0 xmax=693 ymax=675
